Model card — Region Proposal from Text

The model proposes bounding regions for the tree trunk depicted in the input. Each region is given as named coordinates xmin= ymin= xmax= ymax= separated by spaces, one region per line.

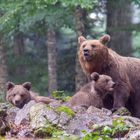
xmin=106 ymin=0 xmax=132 ymax=56
xmin=0 ymin=35 xmax=8 ymax=95
xmin=46 ymin=29 xmax=57 ymax=95
xmin=75 ymin=6 xmax=88 ymax=91
xmin=13 ymin=31 xmax=26 ymax=76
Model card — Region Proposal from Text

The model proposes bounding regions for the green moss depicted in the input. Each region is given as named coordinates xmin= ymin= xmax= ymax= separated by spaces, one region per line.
xmin=52 ymin=91 xmax=71 ymax=102
xmin=113 ymin=107 xmax=131 ymax=116
xmin=63 ymin=96 xmax=71 ymax=102
xmin=34 ymin=125 xmax=57 ymax=137
xmin=55 ymin=105 xmax=75 ymax=117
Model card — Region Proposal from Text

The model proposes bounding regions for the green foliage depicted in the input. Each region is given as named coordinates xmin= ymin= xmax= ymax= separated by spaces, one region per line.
xmin=60 ymin=0 xmax=97 ymax=9
xmin=82 ymin=118 xmax=130 ymax=140
xmin=0 ymin=0 xmax=73 ymax=35
xmin=133 ymin=0 xmax=140 ymax=5
xmin=0 ymin=0 xmax=98 ymax=35
xmin=52 ymin=131 xmax=80 ymax=140
xmin=132 ymin=32 xmax=140 ymax=57
xmin=0 ymin=91 xmax=5 ymax=103
xmin=55 ymin=105 xmax=75 ymax=117
xmin=52 ymin=130 xmax=70 ymax=138
xmin=34 ymin=124 xmax=61 ymax=137
xmin=52 ymin=91 xmax=71 ymax=101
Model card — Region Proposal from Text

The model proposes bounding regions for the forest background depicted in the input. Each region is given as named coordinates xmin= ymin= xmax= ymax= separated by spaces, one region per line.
xmin=0 ymin=0 xmax=140 ymax=99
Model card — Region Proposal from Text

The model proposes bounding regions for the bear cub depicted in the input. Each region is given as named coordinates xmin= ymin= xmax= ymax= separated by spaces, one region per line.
xmin=6 ymin=82 xmax=55 ymax=108
xmin=68 ymin=72 xmax=115 ymax=108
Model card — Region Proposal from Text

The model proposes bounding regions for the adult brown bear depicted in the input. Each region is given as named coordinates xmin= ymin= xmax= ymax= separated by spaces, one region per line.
xmin=78 ymin=34 xmax=140 ymax=117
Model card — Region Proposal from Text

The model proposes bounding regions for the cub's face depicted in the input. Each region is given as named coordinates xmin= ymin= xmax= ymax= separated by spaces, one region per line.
xmin=78 ymin=35 xmax=110 ymax=61
xmin=91 ymin=72 xmax=115 ymax=96
xmin=6 ymin=82 xmax=32 ymax=108
xmin=95 ymin=75 xmax=115 ymax=92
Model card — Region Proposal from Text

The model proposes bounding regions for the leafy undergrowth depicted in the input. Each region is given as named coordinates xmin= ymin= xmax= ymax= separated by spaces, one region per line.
xmin=52 ymin=90 xmax=71 ymax=102
xmin=82 ymin=118 xmax=130 ymax=140
xmin=35 ymin=127 xmax=79 ymax=140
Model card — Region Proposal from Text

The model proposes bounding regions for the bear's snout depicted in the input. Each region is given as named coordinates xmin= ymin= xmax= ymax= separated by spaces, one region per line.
xmin=112 ymin=82 xmax=116 ymax=88
xmin=83 ymin=48 xmax=89 ymax=56
xmin=15 ymin=100 xmax=20 ymax=105
xmin=108 ymin=81 xmax=116 ymax=91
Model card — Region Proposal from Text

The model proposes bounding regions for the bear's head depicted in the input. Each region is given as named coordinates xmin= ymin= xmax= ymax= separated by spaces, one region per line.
xmin=6 ymin=82 xmax=32 ymax=108
xmin=91 ymin=72 xmax=115 ymax=97
xmin=78 ymin=34 xmax=110 ymax=62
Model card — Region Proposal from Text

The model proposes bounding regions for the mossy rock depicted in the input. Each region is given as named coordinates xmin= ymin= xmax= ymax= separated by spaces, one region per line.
xmin=113 ymin=107 xmax=131 ymax=116
xmin=55 ymin=105 xmax=75 ymax=117
xmin=34 ymin=125 xmax=56 ymax=137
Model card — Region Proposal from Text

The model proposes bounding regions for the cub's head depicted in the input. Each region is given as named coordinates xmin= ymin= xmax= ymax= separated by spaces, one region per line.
xmin=78 ymin=35 xmax=110 ymax=61
xmin=6 ymin=82 xmax=32 ymax=108
xmin=91 ymin=72 xmax=115 ymax=97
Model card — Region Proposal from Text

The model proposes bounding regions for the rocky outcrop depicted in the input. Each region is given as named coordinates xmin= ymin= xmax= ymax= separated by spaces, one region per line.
xmin=1 ymin=101 xmax=140 ymax=139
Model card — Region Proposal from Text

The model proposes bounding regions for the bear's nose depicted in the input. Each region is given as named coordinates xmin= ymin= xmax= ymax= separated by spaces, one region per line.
xmin=112 ymin=82 xmax=116 ymax=88
xmin=83 ymin=49 xmax=89 ymax=53
xmin=15 ymin=100 xmax=20 ymax=104
xmin=83 ymin=49 xmax=89 ymax=56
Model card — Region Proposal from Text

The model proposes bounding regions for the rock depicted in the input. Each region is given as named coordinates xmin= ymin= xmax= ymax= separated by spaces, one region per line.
xmin=66 ymin=109 xmax=112 ymax=136
xmin=72 ymin=106 xmax=87 ymax=114
xmin=2 ymin=100 xmax=140 ymax=139
xmin=113 ymin=107 xmax=131 ymax=116
xmin=15 ymin=100 xmax=36 ymax=125
xmin=0 ymin=102 xmax=12 ymax=135
xmin=29 ymin=103 xmax=60 ymax=130
xmin=124 ymin=126 xmax=140 ymax=139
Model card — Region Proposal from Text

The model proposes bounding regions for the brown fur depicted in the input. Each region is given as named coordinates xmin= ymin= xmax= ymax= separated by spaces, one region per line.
xmin=68 ymin=72 xmax=115 ymax=108
xmin=78 ymin=34 xmax=140 ymax=118
xmin=6 ymin=82 xmax=55 ymax=108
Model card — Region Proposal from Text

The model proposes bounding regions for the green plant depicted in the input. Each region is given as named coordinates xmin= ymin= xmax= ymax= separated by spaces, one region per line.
xmin=82 ymin=118 xmax=130 ymax=140
xmin=52 ymin=90 xmax=71 ymax=102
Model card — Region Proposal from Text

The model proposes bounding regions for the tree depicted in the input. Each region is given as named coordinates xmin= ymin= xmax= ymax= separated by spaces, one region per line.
xmin=46 ymin=29 xmax=57 ymax=95
xmin=0 ymin=0 xmax=72 ymax=95
xmin=106 ymin=0 xmax=132 ymax=56
xmin=13 ymin=30 xmax=26 ymax=78
xmin=60 ymin=0 xmax=98 ymax=91
xmin=0 ymin=10 xmax=8 ymax=99
xmin=75 ymin=6 xmax=88 ymax=91
xmin=0 ymin=35 xmax=8 ymax=95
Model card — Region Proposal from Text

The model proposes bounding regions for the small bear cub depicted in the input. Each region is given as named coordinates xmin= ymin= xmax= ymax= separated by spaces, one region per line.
xmin=6 ymin=82 xmax=55 ymax=108
xmin=68 ymin=72 xmax=115 ymax=108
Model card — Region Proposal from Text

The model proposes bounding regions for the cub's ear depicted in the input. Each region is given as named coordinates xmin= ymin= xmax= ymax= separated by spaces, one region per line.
xmin=99 ymin=34 xmax=110 ymax=45
xmin=90 ymin=72 xmax=99 ymax=81
xmin=22 ymin=82 xmax=31 ymax=91
xmin=78 ymin=36 xmax=86 ymax=45
xmin=6 ymin=82 xmax=15 ymax=91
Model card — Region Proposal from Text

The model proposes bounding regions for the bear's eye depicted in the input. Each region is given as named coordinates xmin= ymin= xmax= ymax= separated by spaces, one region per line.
xmin=105 ymin=79 xmax=109 ymax=83
xmin=20 ymin=94 xmax=24 ymax=97
xmin=82 ymin=44 xmax=86 ymax=48
xmin=91 ymin=45 xmax=96 ymax=48
xmin=13 ymin=93 xmax=16 ymax=97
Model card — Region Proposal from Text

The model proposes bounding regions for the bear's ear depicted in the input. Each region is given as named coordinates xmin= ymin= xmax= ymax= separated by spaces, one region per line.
xmin=6 ymin=82 xmax=15 ymax=91
xmin=90 ymin=72 xmax=99 ymax=81
xmin=99 ymin=34 xmax=110 ymax=45
xmin=78 ymin=36 xmax=86 ymax=45
xmin=22 ymin=82 xmax=31 ymax=91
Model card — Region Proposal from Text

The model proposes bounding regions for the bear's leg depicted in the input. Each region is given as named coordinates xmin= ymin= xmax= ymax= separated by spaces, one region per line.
xmin=113 ymin=86 xmax=130 ymax=111
xmin=130 ymin=94 xmax=140 ymax=118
